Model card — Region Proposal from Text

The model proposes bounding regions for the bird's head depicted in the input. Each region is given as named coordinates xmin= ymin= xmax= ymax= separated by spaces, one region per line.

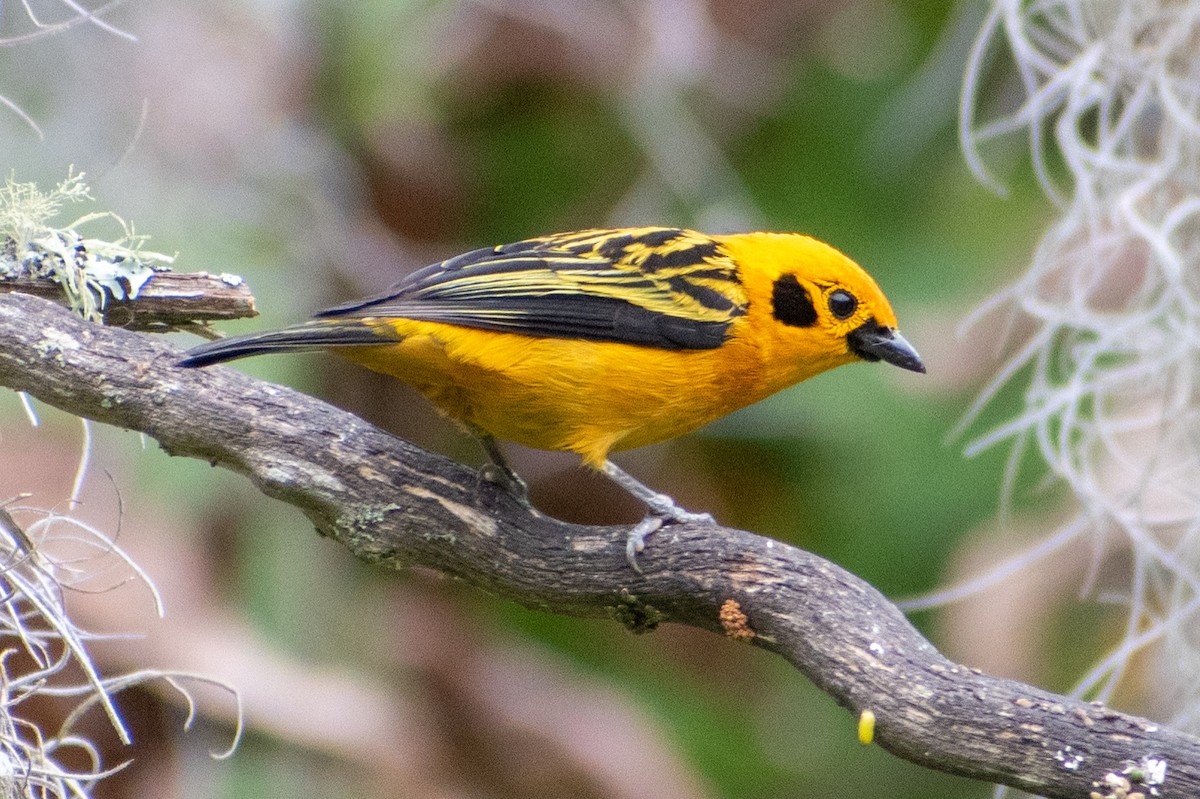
xmin=718 ymin=232 xmax=924 ymax=380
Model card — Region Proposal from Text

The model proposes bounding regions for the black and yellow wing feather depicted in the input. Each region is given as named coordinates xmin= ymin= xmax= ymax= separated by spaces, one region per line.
xmin=177 ymin=228 xmax=749 ymax=368
xmin=319 ymin=227 xmax=748 ymax=350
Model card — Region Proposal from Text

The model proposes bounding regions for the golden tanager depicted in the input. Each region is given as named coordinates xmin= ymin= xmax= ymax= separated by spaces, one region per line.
xmin=178 ymin=227 xmax=924 ymax=566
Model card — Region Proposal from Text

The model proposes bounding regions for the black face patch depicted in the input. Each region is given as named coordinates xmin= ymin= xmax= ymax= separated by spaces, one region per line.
xmin=772 ymin=273 xmax=818 ymax=327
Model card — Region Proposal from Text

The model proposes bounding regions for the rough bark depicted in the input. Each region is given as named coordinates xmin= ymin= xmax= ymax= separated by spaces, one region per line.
xmin=0 ymin=290 xmax=1195 ymax=799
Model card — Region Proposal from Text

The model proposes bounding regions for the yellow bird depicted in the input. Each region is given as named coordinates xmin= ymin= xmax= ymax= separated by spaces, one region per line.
xmin=178 ymin=227 xmax=923 ymax=565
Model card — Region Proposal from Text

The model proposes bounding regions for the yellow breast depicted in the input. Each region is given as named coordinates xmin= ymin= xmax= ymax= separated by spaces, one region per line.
xmin=338 ymin=306 xmax=857 ymax=468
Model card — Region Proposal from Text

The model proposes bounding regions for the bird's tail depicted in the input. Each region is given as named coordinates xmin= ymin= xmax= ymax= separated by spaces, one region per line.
xmin=177 ymin=321 xmax=390 ymax=368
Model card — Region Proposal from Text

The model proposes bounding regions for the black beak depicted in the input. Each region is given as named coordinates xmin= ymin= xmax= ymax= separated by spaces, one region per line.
xmin=847 ymin=319 xmax=925 ymax=373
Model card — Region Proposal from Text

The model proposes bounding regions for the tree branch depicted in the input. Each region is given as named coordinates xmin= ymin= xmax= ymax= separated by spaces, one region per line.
xmin=0 ymin=290 xmax=1195 ymax=799
xmin=0 ymin=269 xmax=256 ymax=330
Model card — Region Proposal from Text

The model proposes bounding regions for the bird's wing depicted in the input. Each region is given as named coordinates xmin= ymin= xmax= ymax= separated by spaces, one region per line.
xmin=317 ymin=228 xmax=748 ymax=350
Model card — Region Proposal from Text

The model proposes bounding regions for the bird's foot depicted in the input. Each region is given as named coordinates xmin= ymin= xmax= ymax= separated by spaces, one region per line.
xmin=473 ymin=432 xmax=531 ymax=505
xmin=478 ymin=462 xmax=530 ymax=505
xmin=625 ymin=493 xmax=715 ymax=573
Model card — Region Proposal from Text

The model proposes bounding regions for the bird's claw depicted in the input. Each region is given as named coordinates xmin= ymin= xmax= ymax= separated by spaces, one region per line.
xmin=624 ymin=498 xmax=716 ymax=572
xmin=625 ymin=516 xmax=662 ymax=573
xmin=646 ymin=493 xmax=714 ymax=526
xmin=478 ymin=462 xmax=530 ymax=504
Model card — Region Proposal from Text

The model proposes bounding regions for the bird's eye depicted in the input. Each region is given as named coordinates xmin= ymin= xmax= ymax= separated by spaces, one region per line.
xmin=828 ymin=290 xmax=857 ymax=320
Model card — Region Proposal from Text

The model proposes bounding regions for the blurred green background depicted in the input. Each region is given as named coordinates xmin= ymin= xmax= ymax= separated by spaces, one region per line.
xmin=0 ymin=1 xmax=1083 ymax=797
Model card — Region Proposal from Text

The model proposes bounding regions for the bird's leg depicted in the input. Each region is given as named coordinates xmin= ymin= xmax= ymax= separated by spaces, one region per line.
xmin=474 ymin=432 xmax=530 ymax=504
xmin=600 ymin=460 xmax=714 ymax=571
